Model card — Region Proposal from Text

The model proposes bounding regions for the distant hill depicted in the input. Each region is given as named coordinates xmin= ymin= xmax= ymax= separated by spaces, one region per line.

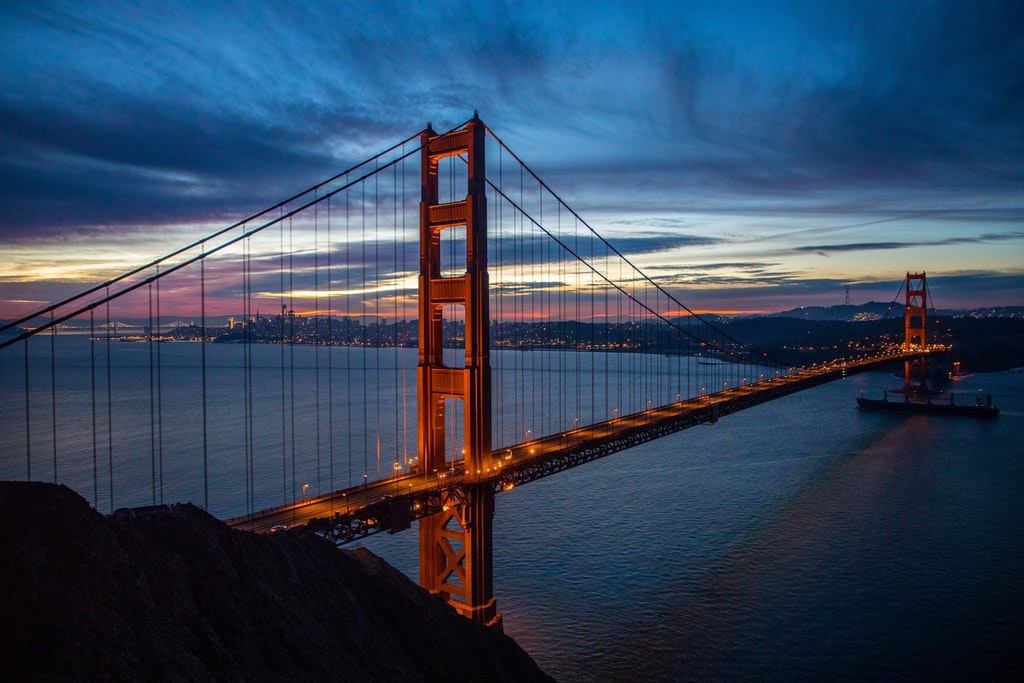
xmin=722 ymin=315 xmax=1024 ymax=372
xmin=766 ymin=301 xmax=901 ymax=321
xmin=766 ymin=304 xmax=1024 ymax=322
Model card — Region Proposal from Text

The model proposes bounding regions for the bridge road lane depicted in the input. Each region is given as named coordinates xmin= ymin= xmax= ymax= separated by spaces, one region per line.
xmin=227 ymin=349 xmax=922 ymax=538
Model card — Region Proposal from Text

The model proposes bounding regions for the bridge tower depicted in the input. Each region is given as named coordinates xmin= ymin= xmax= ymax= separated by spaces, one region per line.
xmin=903 ymin=272 xmax=928 ymax=395
xmin=417 ymin=116 xmax=499 ymax=627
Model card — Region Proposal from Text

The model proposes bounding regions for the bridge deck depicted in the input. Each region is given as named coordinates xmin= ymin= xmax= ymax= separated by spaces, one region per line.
xmin=225 ymin=349 xmax=925 ymax=542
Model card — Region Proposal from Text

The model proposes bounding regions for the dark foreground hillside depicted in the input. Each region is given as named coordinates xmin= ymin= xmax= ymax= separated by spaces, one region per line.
xmin=0 ymin=482 xmax=554 ymax=683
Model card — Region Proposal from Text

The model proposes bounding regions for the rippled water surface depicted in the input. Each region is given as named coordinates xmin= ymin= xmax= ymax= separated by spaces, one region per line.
xmin=363 ymin=370 xmax=1024 ymax=681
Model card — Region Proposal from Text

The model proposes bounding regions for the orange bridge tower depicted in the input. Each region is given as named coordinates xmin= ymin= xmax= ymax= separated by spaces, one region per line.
xmin=903 ymin=272 xmax=929 ymax=396
xmin=416 ymin=116 xmax=499 ymax=627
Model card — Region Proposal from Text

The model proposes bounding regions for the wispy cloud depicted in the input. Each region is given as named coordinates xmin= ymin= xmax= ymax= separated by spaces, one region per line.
xmin=793 ymin=231 xmax=1024 ymax=255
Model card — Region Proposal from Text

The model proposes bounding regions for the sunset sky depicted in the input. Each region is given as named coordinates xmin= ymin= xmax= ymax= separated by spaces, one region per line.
xmin=1 ymin=1 xmax=1021 ymax=317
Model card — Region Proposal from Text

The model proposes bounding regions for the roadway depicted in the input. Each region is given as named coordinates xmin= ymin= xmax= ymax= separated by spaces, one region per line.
xmin=225 ymin=347 xmax=925 ymax=540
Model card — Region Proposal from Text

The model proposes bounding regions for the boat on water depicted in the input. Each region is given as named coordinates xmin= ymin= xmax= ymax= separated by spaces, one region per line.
xmin=856 ymin=392 xmax=999 ymax=418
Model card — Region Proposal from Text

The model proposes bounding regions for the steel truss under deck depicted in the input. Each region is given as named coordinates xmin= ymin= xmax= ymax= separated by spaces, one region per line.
xmin=295 ymin=350 xmax=926 ymax=544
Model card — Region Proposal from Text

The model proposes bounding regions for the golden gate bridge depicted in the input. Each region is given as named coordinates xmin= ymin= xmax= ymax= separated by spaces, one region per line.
xmin=0 ymin=115 xmax=929 ymax=626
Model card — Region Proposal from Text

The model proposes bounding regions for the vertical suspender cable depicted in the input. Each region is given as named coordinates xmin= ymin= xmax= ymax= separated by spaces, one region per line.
xmin=280 ymin=212 xmax=287 ymax=503
xmin=531 ymin=185 xmax=538 ymax=435
xmin=23 ymin=339 xmax=30 ymax=480
xmin=494 ymin=146 xmax=503 ymax=448
xmin=574 ymin=217 xmax=581 ymax=425
xmin=314 ymin=191 xmax=322 ymax=495
xmin=590 ymin=226 xmax=596 ymax=421
xmin=105 ymin=289 xmax=114 ymax=512
xmin=346 ymin=184 xmax=353 ymax=488
xmin=91 ymin=311 xmax=98 ymax=506
xmin=243 ymin=237 xmax=251 ymax=512
xmin=149 ymin=284 xmax=156 ymax=504
xmin=50 ymin=312 xmax=57 ymax=482
xmin=374 ymin=162 xmax=382 ymax=479
xmin=156 ymin=272 xmax=164 ymax=503
xmin=517 ymin=164 xmax=523 ymax=440
xmin=248 ymin=236 xmax=256 ymax=512
xmin=289 ymin=217 xmax=296 ymax=502
xmin=492 ymin=144 xmax=498 ymax=445
xmin=393 ymin=161 xmax=401 ymax=465
xmin=327 ymin=196 xmax=334 ymax=499
xmin=201 ymin=244 xmax=208 ymax=511
xmin=558 ymin=203 xmax=564 ymax=431
xmin=537 ymin=188 xmax=543 ymax=435
xmin=400 ymin=151 xmax=408 ymax=465
xmin=362 ymin=181 xmax=368 ymax=482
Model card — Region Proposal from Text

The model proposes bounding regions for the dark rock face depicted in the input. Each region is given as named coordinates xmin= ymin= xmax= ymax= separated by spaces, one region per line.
xmin=0 ymin=482 xmax=554 ymax=682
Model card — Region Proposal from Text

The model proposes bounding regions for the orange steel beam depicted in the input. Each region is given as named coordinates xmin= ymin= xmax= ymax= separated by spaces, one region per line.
xmin=416 ymin=115 xmax=498 ymax=627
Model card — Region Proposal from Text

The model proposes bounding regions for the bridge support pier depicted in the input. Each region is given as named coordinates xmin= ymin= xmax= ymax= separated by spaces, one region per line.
xmin=419 ymin=483 xmax=497 ymax=626
xmin=417 ymin=115 xmax=499 ymax=627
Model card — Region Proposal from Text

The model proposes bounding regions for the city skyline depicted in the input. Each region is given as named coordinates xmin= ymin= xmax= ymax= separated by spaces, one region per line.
xmin=1 ymin=1 xmax=1022 ymax=317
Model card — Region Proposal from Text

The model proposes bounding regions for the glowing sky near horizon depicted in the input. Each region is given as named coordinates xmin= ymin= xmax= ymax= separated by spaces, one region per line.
xmin=1 ymin=1 xmax=1021 ymax=317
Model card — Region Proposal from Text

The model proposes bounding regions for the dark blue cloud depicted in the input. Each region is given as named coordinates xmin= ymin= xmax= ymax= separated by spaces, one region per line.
xmin=3 ymin=1 xmax=1022 ymax=238
xmin=0 ymin=1 xmax=1021 ymax=313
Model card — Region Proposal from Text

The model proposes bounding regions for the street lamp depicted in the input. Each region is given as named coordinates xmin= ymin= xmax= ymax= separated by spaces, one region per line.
xmin=393 ymin=462 xmax=401 ymax=495
xmin=302 ymin=483 xmax=309 ymax=500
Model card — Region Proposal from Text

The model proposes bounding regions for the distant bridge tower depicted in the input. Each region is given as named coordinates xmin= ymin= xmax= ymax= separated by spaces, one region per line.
xmin=417 ymin=116 xmax=499 ymax=626
xmin=903 ymin=272 xmax=928 ymax=395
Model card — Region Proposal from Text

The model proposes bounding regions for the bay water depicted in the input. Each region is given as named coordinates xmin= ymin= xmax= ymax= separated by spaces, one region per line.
xmin=364 ymin=368 xmax=1024 ymax=681
xmin=2 ymin=338 xmax=1021 ymax=680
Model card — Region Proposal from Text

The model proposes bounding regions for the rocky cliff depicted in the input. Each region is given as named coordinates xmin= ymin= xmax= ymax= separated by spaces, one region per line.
xmin=0 ymin=481 xmax=554 ymax=682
